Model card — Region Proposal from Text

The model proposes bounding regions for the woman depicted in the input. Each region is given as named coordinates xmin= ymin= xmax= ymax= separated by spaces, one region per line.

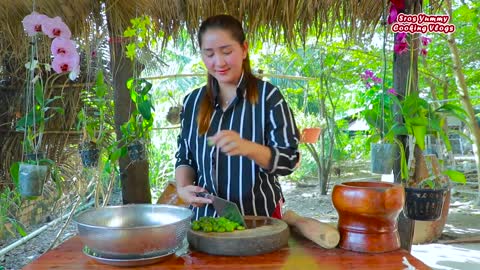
xmin=175 ymin=14 xmax=299 ymax=220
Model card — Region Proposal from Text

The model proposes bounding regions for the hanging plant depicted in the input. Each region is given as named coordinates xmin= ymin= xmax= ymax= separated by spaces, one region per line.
xmin=8 ymin=11 xmax=81 ymax=199
xmin=77 ymin=70 xmax=109 ymax=167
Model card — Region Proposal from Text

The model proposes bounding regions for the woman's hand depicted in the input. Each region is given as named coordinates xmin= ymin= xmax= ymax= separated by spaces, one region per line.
xmin=177 ymin=185 xmax=212 ymax=207
xmin=208 ymin=130 xmax=253 ymax=156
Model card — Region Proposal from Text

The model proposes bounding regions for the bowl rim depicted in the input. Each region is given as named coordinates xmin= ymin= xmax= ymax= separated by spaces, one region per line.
xmin=73 ymin=204 xmax=193 ymax=230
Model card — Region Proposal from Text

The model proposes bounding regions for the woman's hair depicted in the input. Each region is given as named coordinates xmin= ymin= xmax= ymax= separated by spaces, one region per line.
xmin=196 ymin=14 xmax=258 ymax=135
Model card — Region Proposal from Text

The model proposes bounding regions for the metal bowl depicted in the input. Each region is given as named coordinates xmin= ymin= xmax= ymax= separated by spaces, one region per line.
xmin=73 ymin=204 xmax=193 ymax=259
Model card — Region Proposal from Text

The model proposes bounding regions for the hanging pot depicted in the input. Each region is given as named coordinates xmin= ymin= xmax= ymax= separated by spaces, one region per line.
xmin=127 ymin=143 xmax=146 ymax=161
xmin=300 ymin=128 xmax=321 ymax=144
xmin=79 ymin=148 xmax=100 ymax=168
xmin=370 ymin=143 xmax=397 ymax=174
xmin=18 ymin=163 xmax=48 ymax=197
xmin=404 ymin=187 xmax=447 ymax=221
xmin=166 ymin=105 xmax=182 ymax=125
xmin=332 ymin=181 xmax=405 ymax=253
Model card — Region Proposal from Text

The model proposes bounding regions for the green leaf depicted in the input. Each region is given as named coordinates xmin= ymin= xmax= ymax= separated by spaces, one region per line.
xmin=34 ymin=81 xmax=44 ymax=106
xmin=443 ymin=170 xmax=466 ymax=184
xmin=11 ymin=219 xmax=27 ymax=236
xmin=126 ymin=78 xmax=134 ymax=90
xmin=95 ymin=70 xmax=107 ymax=97
xmin=138 ymin=100 xmax=153 ymax=120
xmin=123 ymin=27 xmax=136 ymax=38
xmin=9 ymin=162 xmax=20 ymax=188
xmin=50 ymin=167 xmax=63 ymax=200
xmin=130 ymin=89 xmax=138 ymax=103
xmin=412 ymin=125 xmax=427 ymax=150
xmin=126 ymin=43 xmax=136 ymax=61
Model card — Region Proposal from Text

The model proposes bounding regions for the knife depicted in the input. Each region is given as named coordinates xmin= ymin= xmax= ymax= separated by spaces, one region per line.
xmin=197 ymin=192 xmax=246 ymax=227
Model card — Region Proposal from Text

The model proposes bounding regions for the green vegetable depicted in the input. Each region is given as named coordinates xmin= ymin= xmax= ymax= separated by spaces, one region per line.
xmin=191 ymin=216 xmax=244 ymax=233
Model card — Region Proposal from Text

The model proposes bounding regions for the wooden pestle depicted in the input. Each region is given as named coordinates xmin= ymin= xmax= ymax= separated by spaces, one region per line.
xmin=282 ymin=210 xmax=340 ymax=249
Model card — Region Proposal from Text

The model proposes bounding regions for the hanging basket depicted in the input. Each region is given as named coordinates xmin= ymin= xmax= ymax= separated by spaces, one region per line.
xmin=300 ymin=128 xmax=321 ymax=144
xmin=370 ymin=143 xmax=397 ymax=174
xmin=127 ymin=142 xmax=146 ymax=161
xmin=79 ymin=148 xmax=100 ymax=168
xmin=18 ymin=163 xmax=48 ymax=197
xmin=404 ymin=187 xmax=447 ymax=221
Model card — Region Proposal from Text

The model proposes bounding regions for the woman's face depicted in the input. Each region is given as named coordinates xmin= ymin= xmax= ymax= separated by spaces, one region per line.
xmin=200 ymin=28 xmax=247 ymax=86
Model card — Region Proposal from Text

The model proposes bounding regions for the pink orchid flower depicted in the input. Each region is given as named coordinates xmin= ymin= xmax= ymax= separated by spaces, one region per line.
xmin=420 ymin=48 xmax=428 ymax=57
xmin=22 ymin=12 xmax=50 ymax=36
xmin=396 ymin=32 xmax=407 ymax=43
xmin=52 ymin=51 xmax=80 ymax=74
xmin=387 ymin=5 xmax=398 ymax=24
xmin=421 ymin=36 xmax=432 ymax=46
xmin=388 ymin=88 xmax=397 ymax=95
xmin=42 ymin=16 xmax=72 ymax=39
xmin=394 ymin=41 xmax=409 ymax=54
xmin=51 ymin=38 xmax=77 ymax=57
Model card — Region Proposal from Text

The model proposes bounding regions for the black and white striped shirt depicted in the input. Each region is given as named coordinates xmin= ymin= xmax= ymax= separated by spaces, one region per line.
xmin=175 ymin=76 xmax=300 ymax=220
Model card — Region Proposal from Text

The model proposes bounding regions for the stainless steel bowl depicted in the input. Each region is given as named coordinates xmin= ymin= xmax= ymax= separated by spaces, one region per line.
xmin=73 ymin=204 xmax=193 ymax=259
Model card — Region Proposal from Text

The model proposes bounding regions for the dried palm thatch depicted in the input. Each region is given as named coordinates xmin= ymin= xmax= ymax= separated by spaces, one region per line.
xmin=0 ymin=0 xmax=442 ymax=186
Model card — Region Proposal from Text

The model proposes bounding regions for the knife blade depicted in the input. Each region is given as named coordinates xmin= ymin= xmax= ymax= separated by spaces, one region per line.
xmin=197 ymin=192 xmax=246 ymax=227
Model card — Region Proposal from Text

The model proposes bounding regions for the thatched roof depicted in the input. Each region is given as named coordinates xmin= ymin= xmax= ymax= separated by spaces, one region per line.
xmin=0 ymin=0 xmax=388 ymax=71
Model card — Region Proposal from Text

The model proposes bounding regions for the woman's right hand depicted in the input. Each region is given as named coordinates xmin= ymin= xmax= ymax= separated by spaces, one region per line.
xmin=177 ymin=185 xmax=213 ymax=207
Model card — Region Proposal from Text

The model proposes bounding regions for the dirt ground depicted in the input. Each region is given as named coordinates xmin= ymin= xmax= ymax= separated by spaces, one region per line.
xmin=1 ymin=173 xmax=479 ymax=270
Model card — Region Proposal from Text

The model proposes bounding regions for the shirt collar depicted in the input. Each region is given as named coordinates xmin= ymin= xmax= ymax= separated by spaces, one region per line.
xmin=213 ymin=72 xmax=247 ymax=106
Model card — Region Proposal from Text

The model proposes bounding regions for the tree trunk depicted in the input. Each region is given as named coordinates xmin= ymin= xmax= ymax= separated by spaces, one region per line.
xmin=106 ymin=11 xmax=151 ymax=204
xmin=445 ymin=0 xmax=480 ymax=204
xmin=392 ymin=0 xmax=422 ymax=253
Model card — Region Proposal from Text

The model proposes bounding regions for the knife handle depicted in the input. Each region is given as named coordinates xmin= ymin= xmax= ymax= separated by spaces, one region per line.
xmin=196 ymin=192 xmax=213 ymax=200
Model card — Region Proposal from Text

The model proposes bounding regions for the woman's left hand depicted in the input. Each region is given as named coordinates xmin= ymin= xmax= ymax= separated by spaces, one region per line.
xmin=208 ymin=130 xmax=253 ymax=156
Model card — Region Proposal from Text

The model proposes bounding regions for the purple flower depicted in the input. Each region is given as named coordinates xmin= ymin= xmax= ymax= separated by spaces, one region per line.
xmin=51 ymin=38 xmax=77 ymax=57
xmin=388 ymin=88 xmax=397 ymax=95
xmin=42 ymin=16 xmax=71 ymax=39
xmin=366 ymin=82 xmax=372 ymax=89
xmin=396 ymin=32 xmax=407 ymax=43
xmin=394 ymin=41 xmax=409 ymax=54
xmin=387 ymin=5 xmax=398 ymax=24
xmin=365 ymin=70 xmax=374 ymax=79
xmin=420 ymin=48 xmax=428 ymax=57
xmin=372 ymin=76 xmax=383 ymax=84
xmin=421 ymin=36 xmax=432 ymax=46
xmin=22 ymin=12 xmax=50 ymax=36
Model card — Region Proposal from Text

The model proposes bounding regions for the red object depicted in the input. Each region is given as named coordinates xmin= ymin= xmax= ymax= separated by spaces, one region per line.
xmin=271 ymin=199 xmax=284 ymax=219
xmin=22 ymin=235 xmax=431 ymax=269
xmin=391 ymin=0 xmax=405 ymax=10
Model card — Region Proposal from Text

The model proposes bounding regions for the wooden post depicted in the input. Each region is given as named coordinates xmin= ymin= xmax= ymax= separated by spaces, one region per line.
xmin=106 ymin=9 xmax=152 ymax=204
xmin=392 ymin=0 xmax=422 ymax=252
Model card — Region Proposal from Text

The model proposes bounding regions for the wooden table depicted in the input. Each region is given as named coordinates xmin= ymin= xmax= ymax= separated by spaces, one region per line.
xmin=23 ymin=236 xmax=430 ymax=269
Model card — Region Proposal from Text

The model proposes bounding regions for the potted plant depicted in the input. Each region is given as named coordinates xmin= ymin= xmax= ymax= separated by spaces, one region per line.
xmin=389 ymin=91 xmax=467 ymax=220
xmin=14 ymin=80 xmax=64 ymax=198
xmin=77 ymin=70 xmax=108 ymax=167
xmin=164 ymin=90 xmax=182 ymax=125
xmin=120 ymin=78 xmax=155 ymax=161
xmin=358 ymin=70 xmax=404 ymax=175
xmin=11 ymin=11 xmax=79 ymax=198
